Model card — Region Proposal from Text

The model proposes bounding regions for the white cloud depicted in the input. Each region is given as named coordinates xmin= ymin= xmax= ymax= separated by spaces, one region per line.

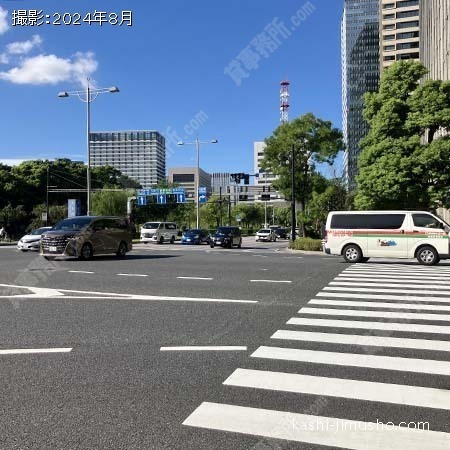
xmin=0 ymin=52 xmax=98 ymax=85
xmin=0 ymin=7 xmax=9 ymax=35
xmin=0 ymin=159 xmax=28 ymax=166
xmin=0 ymin=53 xmax=9 ymax=64
xmin=7 ymin=35 xmax=42 ymax=55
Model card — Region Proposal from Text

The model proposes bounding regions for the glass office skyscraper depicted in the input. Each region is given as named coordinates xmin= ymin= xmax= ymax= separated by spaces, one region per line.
xmin=342 ymin=0 xmax=380 ymax=191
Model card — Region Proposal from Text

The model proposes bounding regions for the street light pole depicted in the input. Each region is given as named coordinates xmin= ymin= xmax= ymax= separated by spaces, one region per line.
xmin=177 ymin=138 xmax=218 ymax=229
xmin=58 ymin=80 xmax=119 ymax=216
xmin=291 ymin=143 xmax=296 ymax=241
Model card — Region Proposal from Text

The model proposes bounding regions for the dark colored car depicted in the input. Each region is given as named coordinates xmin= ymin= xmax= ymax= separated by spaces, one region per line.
xmin=40 ymin=216 xmax=133 ymax=260
xmin=210 ymin=226 xmax=242 ymax=249
xmin=181 ymin=228 xmax=210 ymax=245
xmin=275 ymin=228 xmax=288 ymax=239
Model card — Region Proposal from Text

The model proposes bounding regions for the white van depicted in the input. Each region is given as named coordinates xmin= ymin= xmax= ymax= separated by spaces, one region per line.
xmin=324 ymin=211 xmax=450 ymax=265
xmin=140 ymin=222 xmax=178 ymax=244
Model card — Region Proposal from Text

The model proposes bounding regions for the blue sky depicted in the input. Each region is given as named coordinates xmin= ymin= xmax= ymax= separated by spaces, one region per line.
xmin=0 ymin=0 xmax=343 ymax=176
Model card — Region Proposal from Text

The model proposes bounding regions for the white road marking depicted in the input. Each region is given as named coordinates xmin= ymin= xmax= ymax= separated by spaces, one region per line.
xmin=0 ymin=348 xmax=72 ymax=355
xmin=250 ymin=280 xmax=292 ymax=284
xmin=271 ymin=329 xmax=450 ymax=352
xmin=183 ymin=402 xmax=450 ymax=449
xmin=177 ymin=277 xmax=213 ymax=281
xmin=0 ymin=284 xmax=63 ymax=298
xmin=309 ymin=298 xmax=450 ymax=311
xmin=338 ymin=274 xmax=450 ymax=282
xmin=117 ymin=273 xmax=148 ymax=277
xmin=353 ymin=263 xmax=450 ymax=271
xmin=324 ymin=286 xmax=450 ymax=295
xmin=224 ymin=368 xmax=450 ymax=410
xmin=345 ymin=267 xmax=450 ymax=275
xmin=68 ymin=270 xmax=94 ymax=274
xmin=160 ymin=346 xmax=247 ymax=351
xmin=331 ymin=281 xmax=450 ymax=290
xmin=287 ymin=317 xmax=450 ymax=334
xmin=316 ymin=291 xmax=450 ymax=303
xmin=300 ymin=307 xmax=450 ymax=322
xmin=251 ymin=346 xmax=450 ymax=375
xmin=253 ymin=255 xmax=268 ymax=258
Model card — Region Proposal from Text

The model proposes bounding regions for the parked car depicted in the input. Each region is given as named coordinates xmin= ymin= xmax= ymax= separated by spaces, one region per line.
xmin=17 ymin=227 xmax=53 ymax=252
xmin=181 ymin=229 xmax=210 ymax=245
xmin=255 ymin=229 xmax=277 ymax=242
xmin=40 ymin=216 xmax=132 ymax=260
xmin=274 ymin=228 xmax=288 ymax=239
xmin=210 ymin=226 xmax=242 ymax=248
xmin=140 ymin=222 xmax=178 ymax=244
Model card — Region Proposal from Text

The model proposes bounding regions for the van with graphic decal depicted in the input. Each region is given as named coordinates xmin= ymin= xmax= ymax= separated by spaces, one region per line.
xmin=324 ymin=211 xmax=450 ymax=265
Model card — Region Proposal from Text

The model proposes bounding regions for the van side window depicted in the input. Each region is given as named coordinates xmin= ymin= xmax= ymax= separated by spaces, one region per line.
xmin=412 ymin=214 xmax=441 ymax=229
xmin=331 ymin=214 xmax=405 ymax=229
xmin=165 ymin=223 xmax=176 ymax=230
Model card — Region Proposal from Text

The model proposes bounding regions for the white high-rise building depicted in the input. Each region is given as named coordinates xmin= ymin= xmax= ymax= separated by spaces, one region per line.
xmin=254 ymin=142 xmax=278 ymax=187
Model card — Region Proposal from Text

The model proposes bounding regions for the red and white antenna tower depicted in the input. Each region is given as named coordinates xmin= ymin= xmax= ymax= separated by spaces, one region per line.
xmin=280 ymin=80 xmax=290 ymax=123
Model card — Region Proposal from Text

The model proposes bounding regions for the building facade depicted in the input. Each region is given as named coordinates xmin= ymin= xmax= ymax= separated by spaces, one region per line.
xmin=420 ymin=0 xmax=450 ymax=81
xmin=210 ymin=172 xmax=231 ymax=194
xmin=254 ymin=142 xmax=279 ymax=188
xmin=168 ymin=167 xmax=211 ymax=200
xmin=90 ymin=130 xmax=165 ymax=189
xmin=380 ymin=0 xmax=420 ymax=69
xmin=342 ymin=0 xmax=380 ymax=190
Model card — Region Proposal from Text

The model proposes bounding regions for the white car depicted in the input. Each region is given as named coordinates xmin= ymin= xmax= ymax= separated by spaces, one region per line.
xmin=17 ymin=227 xmax=53 ymax=252
xmin=255 ymin=229 xmax=277 ymax=242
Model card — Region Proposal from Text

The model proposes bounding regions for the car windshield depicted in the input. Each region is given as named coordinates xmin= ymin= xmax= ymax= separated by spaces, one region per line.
xmin=53 ymin=217 xmax=92 ymax=231
xmin=259 ymin=229 xmax=270 ymax=233
xmin=31 ymin=227 xmax=50 ymax=235
xmin=216 ymin=227 xmax=233 ymax=234
xmin=142 ymin=222 xmax=160 ymax=229
xmin=185 ymin=229 xmax=201 ymax=234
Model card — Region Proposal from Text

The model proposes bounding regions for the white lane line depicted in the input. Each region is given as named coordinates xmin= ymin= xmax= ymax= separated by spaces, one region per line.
xmin=331 ymin=281 xmax=450 ymax=290
xmin=160 ymin=346 xmax=247 ymax=352
xmin=252 ymin=346 xmax=450 ymax=376
xmin=309 ymin=298 xmax=450 ymax=311
xmin=324 ymin=286 xmax=450 ymax=295
xmin=317 ymin=292 xmax=450 ymax=303
xmin=183 ymin=402 xmax=450 ymax=450
xmin=68 ymin=270 xmax=94 ymax=274
xmin=287 ymin=317 xmax=450 ymax=334
xmin=300 ymin=307 xmax=450 ymax=322
xmin=337 ymin=275 xmax=450 ymax=282
xmin=0 ymin=348 xmax=72 ymax=355
xmin=177 ymin=277 xmax=213 ymax=281
xmin=250 ymin=280 xmax=292 ymax=284
xmin=224 ymin=368 xmax=450 ymax=410
xmin=253 ymin=255 xmax=269 ymax=258
xmin=117 ymin=273 xmax=148 ymax=277
xmin=271 ymin=329 xmax=450 ymax=352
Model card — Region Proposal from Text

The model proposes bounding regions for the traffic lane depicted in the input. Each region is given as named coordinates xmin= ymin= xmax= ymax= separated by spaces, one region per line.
xmin=0 ymin=346 xmax=289 ymax=450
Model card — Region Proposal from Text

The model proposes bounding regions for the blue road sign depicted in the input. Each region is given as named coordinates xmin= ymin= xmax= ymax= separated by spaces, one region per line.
xmin=137 ymin=196 xmax=147 ymax=206
xmin=157 ymin=194 xmax=167 ymax=204
xmin=198 ymin=194 xmax=207 ymax=203
xmin=138 ymin=188 xmax=185 ymax=196
xmin=68 ymin=199 xmax=81 ymax=218
xmin=176 ymin=193 xmax=186 ymax=204
xmin=198 ymin=186 xmax=207 ymax=194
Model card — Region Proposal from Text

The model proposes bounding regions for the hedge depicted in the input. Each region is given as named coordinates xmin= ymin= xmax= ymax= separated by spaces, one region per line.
xmin=289 ymin=237 xmax=323 ymax=252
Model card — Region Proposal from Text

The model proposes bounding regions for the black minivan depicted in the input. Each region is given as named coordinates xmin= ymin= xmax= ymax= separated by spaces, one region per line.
xmin=209 ymin=226 xmax=242 ymax=248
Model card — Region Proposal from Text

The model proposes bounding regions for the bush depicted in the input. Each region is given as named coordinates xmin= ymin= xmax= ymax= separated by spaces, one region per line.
xmin=289 ymin=238 xmax=323 ymax=252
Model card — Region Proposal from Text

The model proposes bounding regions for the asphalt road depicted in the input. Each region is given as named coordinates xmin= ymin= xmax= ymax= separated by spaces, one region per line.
xmin=1 ymin=239 xmax=450 ymax=449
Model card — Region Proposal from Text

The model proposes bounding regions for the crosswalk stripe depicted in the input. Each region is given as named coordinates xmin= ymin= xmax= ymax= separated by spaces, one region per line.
xmin=287 ymin=317 xmax=450 ymax=335
xmin=300 ymin=307 xmax=450 ymax=322
xmin=183 ymin=402 xmax=450 ymax=449
xmin=331 ymin=281 xmax=450 ymax=290
xmin=337 ymin=275 xmax=450 ymax=282
xmin=351 ymin=264 xmax=450 ymax=272
xmin=309 ymin=298 xmax=450 ymax=312
xmin=316 ymin=292 xmax=450 ymax=303
xmin=224 ymin=368 xmax=450 ymax=410
xmin=251 ymin=346 xmax=450 ymax=375
xmin=324 ymin=286 xmax=450 ymax=295
xmin=344 ymin=268 xmax=450 ymax=276
xmin=271 ymin=329 xmax=450 ymax=352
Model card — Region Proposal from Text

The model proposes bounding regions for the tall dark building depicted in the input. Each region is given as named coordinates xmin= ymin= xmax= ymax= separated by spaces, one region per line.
xmin=342 ymin=0 xmax=380 ymax=191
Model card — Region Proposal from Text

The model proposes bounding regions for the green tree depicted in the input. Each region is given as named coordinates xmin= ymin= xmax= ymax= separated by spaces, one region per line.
xmin=262 ymin=113 xmax=343 ymax=236
xmin=91 ymin=191 xmax=132 ymax=216
xmin=355 ymin=61 xmax=450 ymax=209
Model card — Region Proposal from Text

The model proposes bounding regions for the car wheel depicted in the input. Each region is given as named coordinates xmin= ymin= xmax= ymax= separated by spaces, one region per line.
xmin=116 ymin=241 xmax=127 ymax=257
xmin=44 ymin=256 xmax=56 ymax=261
xmin=342 ymin=244 xmax=363 ymax=263
xmin=362 ymin=257 xmax=370 ymax=263
xmin=79 ymin=243 xmax=93 ymax=261
xmin=417 ymin=245 xmax=440 ymax=266
xmin=158 ymin=236 xmax=164 ymax=245
xmin=210 ymin=242 xmax=215 ymax=248
xmin=170 ymin=236 xmax=175 ymax=244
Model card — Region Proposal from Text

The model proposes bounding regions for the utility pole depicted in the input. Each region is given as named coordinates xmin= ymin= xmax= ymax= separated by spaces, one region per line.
xmin=219 ymin=186 xmax=223 ymax=226
xmin=46 ymin=165 xmax=49 ymax=226
xmin=291 ymin=143 xmax=296 ymax=241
